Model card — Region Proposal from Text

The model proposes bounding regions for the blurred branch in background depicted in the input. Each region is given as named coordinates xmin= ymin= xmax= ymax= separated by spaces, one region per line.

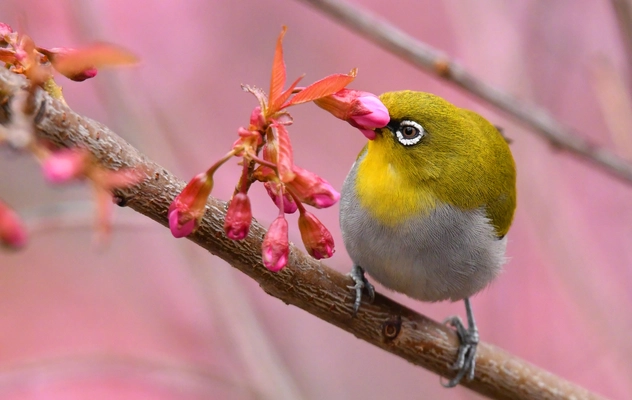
xmin=0 ymin=67 xmax=604 ymax=400
xmin=297 ymin=0 xmax=632 ymax=186
xmin=591 ymin=57 xmax=632 ymax=161
xmin=610 ymin=0 xmax=632 ymax=77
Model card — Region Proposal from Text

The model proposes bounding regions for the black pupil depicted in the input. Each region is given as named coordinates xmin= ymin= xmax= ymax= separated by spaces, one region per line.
xmin=402 ymin=125 xmax=418 ymax=138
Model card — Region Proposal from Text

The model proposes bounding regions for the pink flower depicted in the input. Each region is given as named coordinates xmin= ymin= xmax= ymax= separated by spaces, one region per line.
xmin=168 ymin=172 xmax=213 ymax=238
xmin=314 ymin=89 xmax=389 ymax=139
xmin=262 ymin=215 xmax=289 ymax=272
xmin=263 ymin=182 xmax=298 ymax=214
xmin=42 ymin=148 xmax=89 ymax=183
xmin=298 ymin=211 xmax=334 ymax=259
xmin=224 ymin=193 xmax=252 ymax=240
xmin=286 ymin=165 xmax=340 ymax=209
xmin=0 ymin=201 xmax=27 ymax=249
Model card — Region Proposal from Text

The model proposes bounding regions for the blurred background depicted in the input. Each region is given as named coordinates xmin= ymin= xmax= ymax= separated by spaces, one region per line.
xmin=1 ymin=0 xmax=631 ymax=399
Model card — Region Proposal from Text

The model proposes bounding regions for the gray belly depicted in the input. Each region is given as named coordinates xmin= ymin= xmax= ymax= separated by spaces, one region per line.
xmin=339 ymin=164 xmax=507 ymax=302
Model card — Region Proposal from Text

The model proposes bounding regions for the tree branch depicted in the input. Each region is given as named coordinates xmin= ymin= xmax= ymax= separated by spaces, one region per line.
xmin=297 ymin=0 xmax=632 ymax=186
xmin=0 ymin=70 xmax=604 ymax=399
xmin=610 ymin=0 xmax=632 ymax=76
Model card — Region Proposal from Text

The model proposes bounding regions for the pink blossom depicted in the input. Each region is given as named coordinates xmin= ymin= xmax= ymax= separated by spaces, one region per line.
xmin=286 ymin=165 xmax=340 ymax=209
xmin=314 ymin=89 xmax=389 ymax=139
xmin=0 ymin=201 xmax=27 ymax=249
xmin=298 ymin=211 xmax=334 ymax=259
xmin=262 ymin=216 xmax=289 ymax=272
xmin=224 ymin=193 xmax=252 ymax=240
xmin=263 ymin=182 xmax=298 ymax=214
xmin=168 ymin=173 xmax=213 ymax=238
xmin=42 ymin=148 xmax=88 ymax=183
xmin=168 ymin=206 xmax=196 ymax=238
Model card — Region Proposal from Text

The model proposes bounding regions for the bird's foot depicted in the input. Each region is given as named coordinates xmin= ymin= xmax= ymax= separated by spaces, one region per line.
xmin=347 ymin=265 xmax=375 ymax=316
xmin=442 ymin=298 xmax=479 ymax=388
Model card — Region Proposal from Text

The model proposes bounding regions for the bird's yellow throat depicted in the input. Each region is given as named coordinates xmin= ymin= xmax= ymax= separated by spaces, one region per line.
xmin=355 ymin=136 xmax=437 ymax=226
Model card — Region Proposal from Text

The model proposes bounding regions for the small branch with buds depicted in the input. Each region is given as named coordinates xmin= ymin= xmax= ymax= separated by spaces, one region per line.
xmin=167 ymin=27 xmax=387 ymax=272
xmin=0 ymin=66 xmax=603 ymax=400
xmin=297 ymin=0 xmax=632 ymax=186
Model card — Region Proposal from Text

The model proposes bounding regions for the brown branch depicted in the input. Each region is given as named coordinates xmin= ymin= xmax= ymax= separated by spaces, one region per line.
xmin=610 ymin=0 xmax=632 ymax=75
xmin=0 ymin=70 xmax=605 ymax=400
xmin=297 ymin=0 xmax=632 ymax=186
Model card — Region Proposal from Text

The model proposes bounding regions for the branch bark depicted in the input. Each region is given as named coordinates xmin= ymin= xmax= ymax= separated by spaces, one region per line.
xmin=0 ymin=70 xmax=605 ymax=399
xmin=297 ymin=0 xmax=632 ymax=186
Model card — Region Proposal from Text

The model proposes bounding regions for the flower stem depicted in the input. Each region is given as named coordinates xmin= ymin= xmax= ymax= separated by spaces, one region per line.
xmin=206 ymin=147 xmax=241 ymax=177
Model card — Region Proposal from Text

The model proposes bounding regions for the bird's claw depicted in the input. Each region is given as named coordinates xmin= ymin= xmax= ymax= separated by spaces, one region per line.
xmin=442 ymin=315 xmax=479 ymax=387
xmin=347 ymin=265 xmax=375 ymax=316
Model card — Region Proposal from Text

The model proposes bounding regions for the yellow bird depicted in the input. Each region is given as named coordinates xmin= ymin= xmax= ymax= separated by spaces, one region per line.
xmin=340 ymin=90 xmax=516 ymax=387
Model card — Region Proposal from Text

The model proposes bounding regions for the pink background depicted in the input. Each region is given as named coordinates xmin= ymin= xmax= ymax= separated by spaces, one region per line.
xmin=1 ymin=1 xmax=631 ymax=399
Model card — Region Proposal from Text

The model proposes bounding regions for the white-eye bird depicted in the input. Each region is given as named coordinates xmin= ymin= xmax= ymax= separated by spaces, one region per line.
xmin=340 ymin=90 xmax=516 ymax=387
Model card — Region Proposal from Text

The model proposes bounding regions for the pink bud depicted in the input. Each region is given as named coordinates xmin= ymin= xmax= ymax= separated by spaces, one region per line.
xmin=261 ymin=216 xmax=289 ymax=272
xmin=298 ymin=211 xmax=334 ymax=259
xmin=42 ymin=148 xmax=88 ymax=183
xmin=0 ymin=23 xmax=13 ymax=38
xmin=314 ymin=89 xmax=389 ymax=139
xmin=168 ymin=172 xmax=213 ymax=238
xmin=0 ymin=201 xmax=27 ymax=249
xmin=264 ymin=182 xmax=298 ymax=214
xmin=39 ymin=47 xmax=98 ymax=81
xmin=286 ymin=165 xmax=340 ymax=209
xmin=168 ymin=205 xmax=196 ymax=238
xmin=249 ymin=106 xmax=266 ymax=130
xmin=224 ymin=193 xmax=252 ymax=240
xmin=68 ymin=67 xmax=97 ymax=82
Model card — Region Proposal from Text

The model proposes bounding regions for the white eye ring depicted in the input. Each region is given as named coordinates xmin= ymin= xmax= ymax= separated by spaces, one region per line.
xmin=395 ymin=120 xmax=425 ymax=146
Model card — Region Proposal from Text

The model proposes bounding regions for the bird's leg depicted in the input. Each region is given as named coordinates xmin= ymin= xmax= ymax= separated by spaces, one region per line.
xmin=442 ymin=297 xmax=479 ymax=387
xmin=347 ymin=264 xmax=375 ymax=316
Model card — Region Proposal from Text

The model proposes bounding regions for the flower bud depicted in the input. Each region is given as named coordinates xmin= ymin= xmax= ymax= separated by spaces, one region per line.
xmin=314 ymin=89 xmax=389 ymax=139
xmin=249 ymin=106 xmax=266 ymax=131
xmin=261 ymin=216 xmax=289 ymax=272
xmin=286 ymin=166 xmax=340 ymax=209
xmin=263 ymin=182 xmax=297 ymax=214
xmin=39 ymin=47 xmax=98 ymax=81
xmin=42 ymin=148 xmax=89 ymax=184
xmin=0 ymin=23 xmax=13 ymax=40
xmin=298 ymin=211 xmax=334 ymax=259
xmin=224 ymin=193 xmax=252 ymax=240
xmin=0 ymin=201 xmax=27 ymax=249
xmin=168 ymin=172 xmax=213 ymax=238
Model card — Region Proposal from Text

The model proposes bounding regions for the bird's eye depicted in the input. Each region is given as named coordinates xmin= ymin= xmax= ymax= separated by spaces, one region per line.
xmin=395 ymin=120 xmax=424 ymax=146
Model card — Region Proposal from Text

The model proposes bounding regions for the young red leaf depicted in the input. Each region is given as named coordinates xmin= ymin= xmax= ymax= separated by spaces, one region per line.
xmin=268 ymin=74 xmax=304 ymax=116
xmin=271 ymin=123 xmax=295 ymax=183
xmin=241 ymin=84 xmax=269 ymax=111
xmin=0 ymin=48 xmax=15 ymax=63
xmin=284 ymin=68 xmax=357 ymax=107
xmin=268 ymin=26 xmax=287 ymax=116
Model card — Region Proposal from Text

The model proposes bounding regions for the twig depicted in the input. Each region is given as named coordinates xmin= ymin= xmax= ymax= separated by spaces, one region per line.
xmin=297 ymin=0 xmax=632 ymax=186
xmin=0 ymin=69 xmax=604 ymax=400
xmin=610 ymin=0 xmax=632 ymax=75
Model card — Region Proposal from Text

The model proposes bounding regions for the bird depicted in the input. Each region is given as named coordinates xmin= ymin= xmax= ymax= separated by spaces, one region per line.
xmin=339 ymin=90 xmax=516 ymax=387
